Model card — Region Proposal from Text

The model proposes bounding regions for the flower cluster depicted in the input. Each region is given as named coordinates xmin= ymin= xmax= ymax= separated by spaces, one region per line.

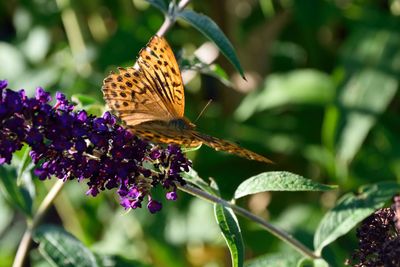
xmin=0 ymin=80 xmax=191 ymax=213
xmin=346 ymin=196 xmax=400 ymax=267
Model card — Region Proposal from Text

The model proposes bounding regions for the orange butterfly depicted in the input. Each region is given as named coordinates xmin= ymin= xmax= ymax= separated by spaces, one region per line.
xmin=102 ymin=35 xmax=272 ymax=163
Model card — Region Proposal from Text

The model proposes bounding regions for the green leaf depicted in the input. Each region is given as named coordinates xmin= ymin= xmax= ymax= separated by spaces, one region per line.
xmin=0 ymin=166 xmax=32 ymax=216
xmin=16 ymin=144 xmax=33 ymax=185
xmin=177 ymin=10 xmax=245 ymax=78
xmin=181 ymin=168 xmax=219 ymax=196
xmin=234 ymin=172 xmax=337 ymax=199
xmin=235 ymin=69 xmax=335 ymax=121
xmin=180 ymin=54 xmax=232 ymax=86
xmin=335 ymin=69 xmax=398 ymax=166
xmin=200 ymin=63 xmax=233 ymax=87
xmin=71 ymin=94 xmax=104 ymax=117
xmin=245 ymin=253 xmax=301 ymax=267
xmin=212 ymin=180 xmax=244 ymax=267
xmin=71 ymin=94 xmax=98 ymax=107
xmin=314 ymin=181 xmax=400 ymax=255
xmin=0 ymin=192 xmax=13 ymax=235
xmin=33 ymin=225 xmax=98 ymax=267
xmin=214 ymin=204 xmax=244 ymax=267
xmin=181 ymin=143 xmax=202 ymax=153
xmin=0 ymin=144 xmax=35 ymax=216
xmin=145 ymin=0 xmax=167 ymax=13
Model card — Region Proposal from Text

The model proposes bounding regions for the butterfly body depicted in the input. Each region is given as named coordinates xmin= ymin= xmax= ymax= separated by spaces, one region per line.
xmin=102 ymin=35 xmax=272 ymax=163
xmin=168 ymin=118 xmax=196 ymax=131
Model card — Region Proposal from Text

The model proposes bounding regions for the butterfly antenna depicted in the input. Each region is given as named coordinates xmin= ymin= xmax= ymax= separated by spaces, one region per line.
xmin=194 ymin=99 xmax=213 ymax=123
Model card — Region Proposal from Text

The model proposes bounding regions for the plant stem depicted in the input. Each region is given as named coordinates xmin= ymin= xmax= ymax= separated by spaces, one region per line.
xmin=177 ymin=183 xmax=319 ymax=260
xmin=12 ymin=180 xmax=65 ymax=267
xmin=156 ymin=0 xmax=191 ymax=37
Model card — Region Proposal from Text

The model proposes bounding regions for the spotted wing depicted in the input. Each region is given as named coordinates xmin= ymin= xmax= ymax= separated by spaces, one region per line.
xmin=102 ymin=35 xmax=185 ymax=126
xmin=128 ymin=121 xmax=203 ymax=147
xmin=102 ymin=67 xmax=175 ymax=126
xmin=137 ymin=35 xmax=185 ymax=118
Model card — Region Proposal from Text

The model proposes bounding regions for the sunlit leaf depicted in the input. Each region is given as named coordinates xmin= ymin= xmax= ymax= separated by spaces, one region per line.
xmin=214 ymin=204 xmax=244 ymax=267
xmin=234 ymin=172 xmax=336 ymax=199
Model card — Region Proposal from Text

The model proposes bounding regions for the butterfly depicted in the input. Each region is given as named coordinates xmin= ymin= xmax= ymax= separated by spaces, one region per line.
xmin=102 ymin=35 xmax=272 ymax=163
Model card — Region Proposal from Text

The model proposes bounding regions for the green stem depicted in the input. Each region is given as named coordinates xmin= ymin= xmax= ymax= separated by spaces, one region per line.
xmin=177 ymin=183 xmax=319 ymax=260
xmin=156 ymin=0 xmax=191 ymax=37
xmin=12 ymin=180 xmax=65 ymax=267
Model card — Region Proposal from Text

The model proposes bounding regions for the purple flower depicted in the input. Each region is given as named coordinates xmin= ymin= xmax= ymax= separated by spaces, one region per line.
xmin=55 ymin=91 xmax=73 ymax=111
xmin=150 ymin=149 xmax=161 ymax=160
xmin=77 ymin=110 xmax=87 ymax=122
xmin=147 ymin=198 xmax=162 ymax=214
xmin=0 ymin=80 xmax=191 ymax=213
xmin=34 ymin=167 xmax=50 ymax=180
xmin=346 ymin=196 xmax=400 ymax=266
xmin=35 ymin=87 xmax=51 ymax=103
xmin=0 ymin=80 xmax=7 ymax=90
xmin=166 ymin=191 xmax=178 ymax=201
xmin=102 ymin=111 xmax=116 ymax=125
xmin=120 ymin=198 xmax=132 ymax=209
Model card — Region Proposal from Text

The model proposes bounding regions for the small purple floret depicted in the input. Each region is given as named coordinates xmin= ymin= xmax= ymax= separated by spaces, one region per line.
xmin=0 ymin=80 xmax=7 ymax=90
xmin=147 ymin=199 xmax=162 ymax=214
xmin=166 ymin=191 xmax=178 ymax=201
xmin=35 ymin=87 xmax=51 ymax=103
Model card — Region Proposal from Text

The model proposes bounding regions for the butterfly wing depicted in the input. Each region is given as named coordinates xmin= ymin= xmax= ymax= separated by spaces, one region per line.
xmin=190 ymin=131 xmax=274 ymax=164
xmin=102 ymin=35 xmax=184 ymax=126
xmin=129 ymin=121 xmax=203 ymax=147
xmin=132 ymin=121 xmax=272 ymax=163
xmin=137 ymin=36 xmax=185 ymax=118
xmin=102 ymin=67 xmax=175 ymax=126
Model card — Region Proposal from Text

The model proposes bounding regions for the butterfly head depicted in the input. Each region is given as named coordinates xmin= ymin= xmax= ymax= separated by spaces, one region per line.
xmin=169 ymin=118 xmax=196 ymax=131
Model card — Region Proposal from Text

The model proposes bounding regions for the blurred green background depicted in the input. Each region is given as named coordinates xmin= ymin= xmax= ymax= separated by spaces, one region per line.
xmin=1 ymin=0 xmax=400 ymax=266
